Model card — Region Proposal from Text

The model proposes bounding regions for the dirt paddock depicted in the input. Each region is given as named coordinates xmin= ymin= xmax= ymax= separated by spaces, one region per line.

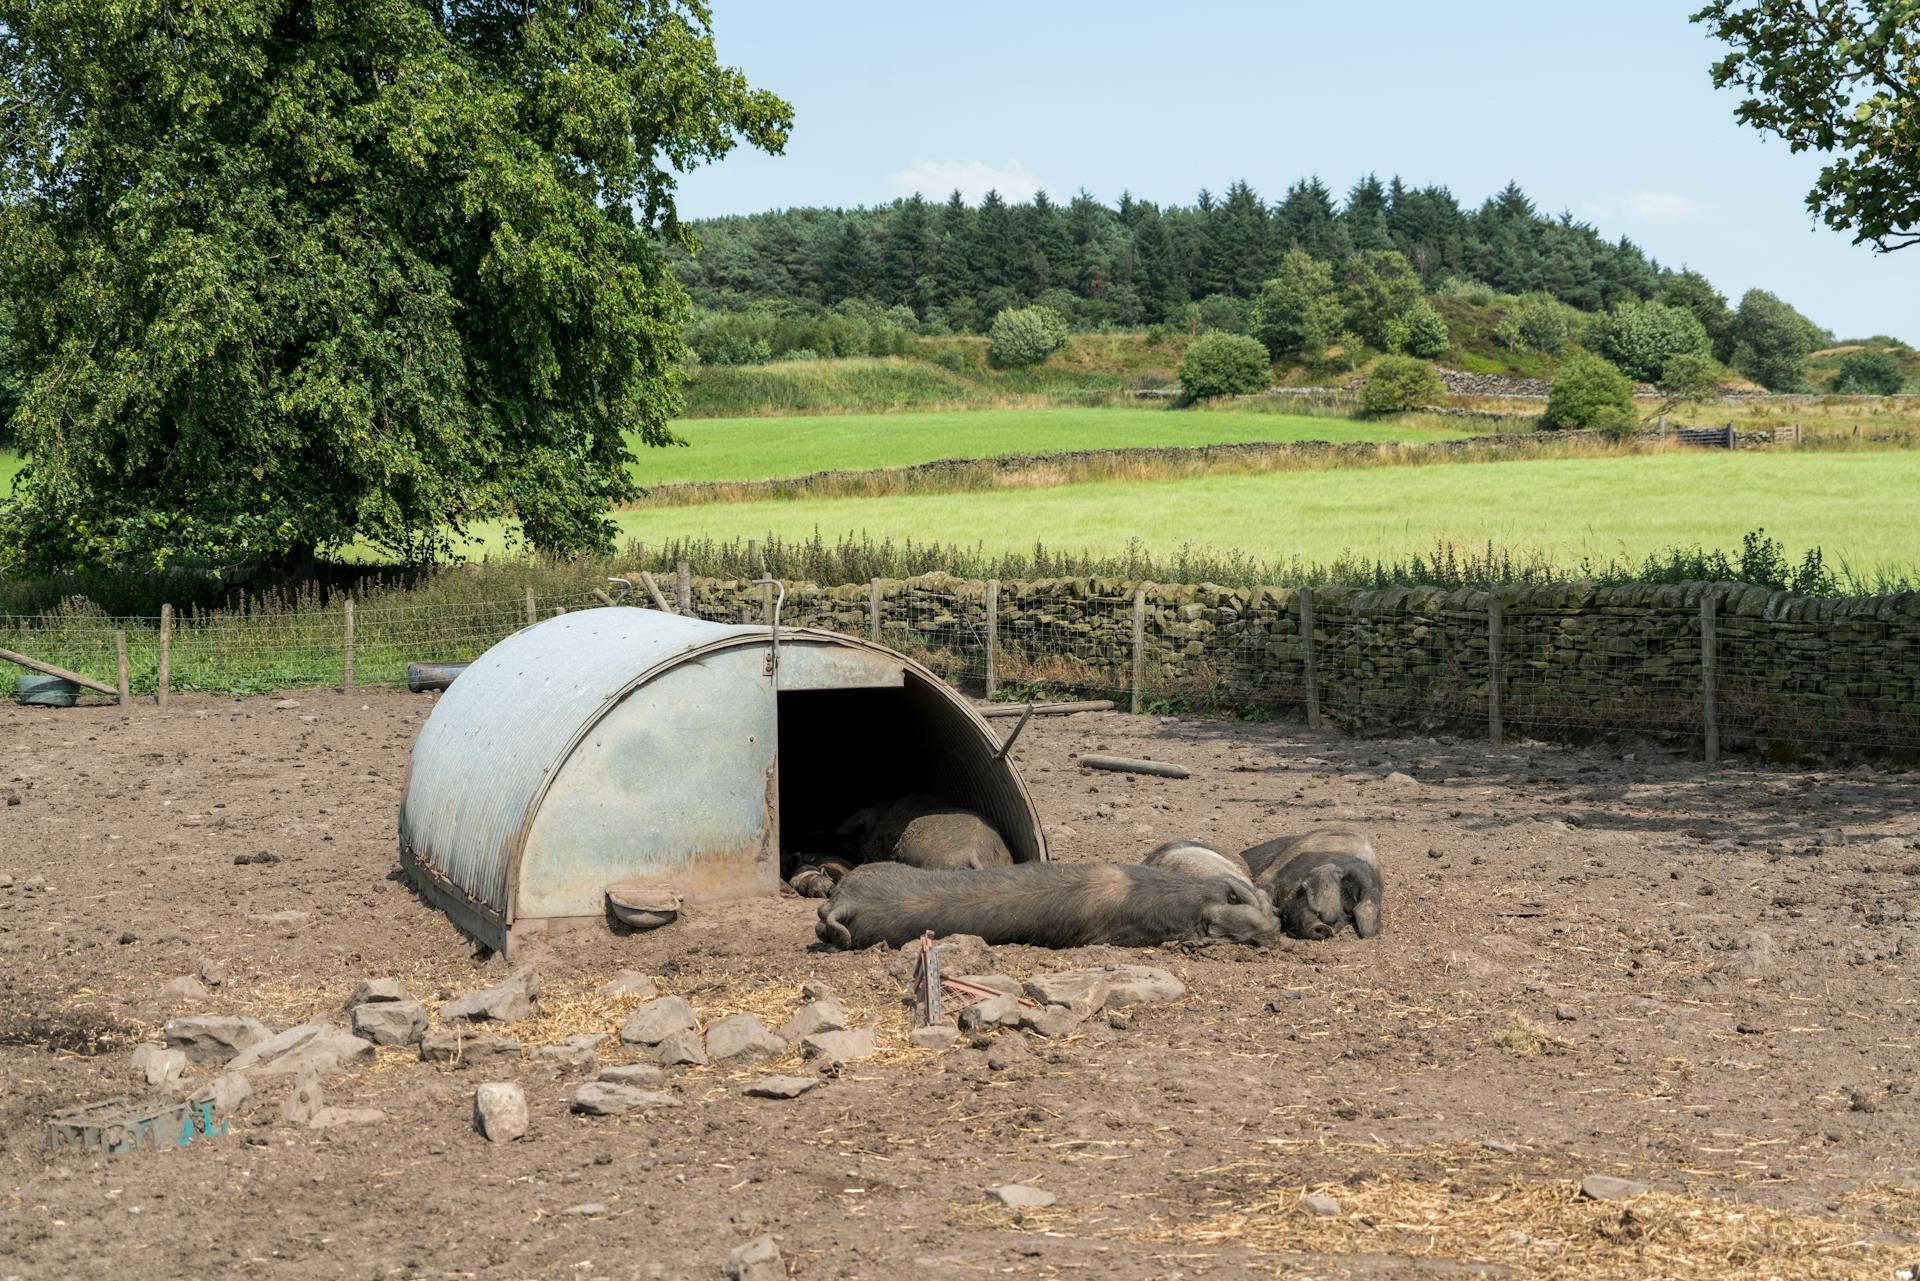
xmin=1 ymin=689 xmax=1916 ymax=1280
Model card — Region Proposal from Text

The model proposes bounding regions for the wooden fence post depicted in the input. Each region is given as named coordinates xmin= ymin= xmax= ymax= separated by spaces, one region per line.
xmin=342 ymin=596 xmax=355 ymax=691
xmin=524 ymin=587 xmax=536 ymax=627
xmin=676 ymin=561 xmax=692 ymax=614
xmin=158 ymin=604 xmax=172 ymax=708
xmin=869 ymin=578 xmax=882 ymax=643
xmin=116 ymin=630 xmax=130 ymax=706
xmin=1130 ymin=587 xmax=1147 ymax=715
xmin=1487 ymin=594 xmax=1503 ymax=747
xmin=984 ymin=579 xmax=1000 ymax=700
xmin=1701 ymin=592 xmax=1719 ymax=764
xmin=1299 ymin=587 xmax=1319 ymax=729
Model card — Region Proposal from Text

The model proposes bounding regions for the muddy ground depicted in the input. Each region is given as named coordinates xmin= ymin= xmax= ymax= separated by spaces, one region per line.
xmin=1 ymin=689 xmax=1916 ymax=1280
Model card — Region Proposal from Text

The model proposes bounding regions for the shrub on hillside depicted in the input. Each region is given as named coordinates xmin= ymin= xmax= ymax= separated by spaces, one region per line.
xmin=1729 ymin=289 xmax=1825 ymax=391
xmin=1495 ymin=294 xmax=1575 ymax=354
xmin=1250 ymin=250 xmax=1343 ymax=360
xmin=1831 ymin=347 xmax=1904 ymax=395
xmin=1340 ymin=250 xmax=1424 ymax=347
xmin=1543 ymin=352 xmax=1635 ymax=429
xmin=1384 ymin=300 xmax=1449 ymax=358
xmin=987 ymin=306 xmax=1069 ymax=367
xmin=1322 ymin=331 xmax=1369 ymax=373
xmin=1179 ymin=331 xmax=1271 ymax=400
xmin=1359 ymin=356 xmax=1445 ymax=415
xmin=1583 ymin=300 xmax=1710 ymax=382
xmin=928 ymin=345 xmax=972 ymax=373
xmin=1589 ymin=405 xmax=1641 ymax=442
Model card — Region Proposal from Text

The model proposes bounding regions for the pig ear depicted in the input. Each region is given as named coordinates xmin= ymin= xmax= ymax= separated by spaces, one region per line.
xmin=1346 ymin=873 xmax=1382 ymax=938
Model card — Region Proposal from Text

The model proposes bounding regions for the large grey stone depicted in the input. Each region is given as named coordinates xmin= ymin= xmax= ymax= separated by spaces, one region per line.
xmin=988 ymin=1185 xmax=1056 ymax=1209
xmin=1017 ymin=1005 xmax=1080 ymax=1039
xmin=1579 ymin=1175 xmax=1650 ymax=1201
xmin=1302 ymin=1194 xmax=1343 ymax=1216
xmin=724 ymin=1236 xmax=784 ymax=1281
xmin=743 ymin=1075 xmax=820 ymax=1099
xmin=958 ymin=994 xmax=1021 ymax=1032
xmin=618 ymin=996 xmax=698 ymax=1046
xmin=705 ymin=1014 xmax=785 ymax=1063
xmin=308 ymin=1106 xmax=385 ymax=1129
xmin=568 ymin=1081 xmax=680 ymax=1116
xmin=163 ymin=1015 xmax=272 ymax=1065
xmin=131 ymin=1043 xmax=186 ymax=1087
xmin=473 ymin=1082 xmax=528 ymax=1143
xmin=1092 ymin=965 xmax=1186 ymax=1007
xmin=228 ymin=1022 xmax=374 ymax=1078
xmin=777 ymin=999 xmax=846 ymax=1043
xmin=596 ymin=1063 xmax=664 ymax=1088
xmin=439 ymin=967 xmax=540 ymax=1023
xmin=161 ymin=976 xmax=210 ymax=1003
xmin=909 ymin=1025 xmax=961 ymax=1050
xmin=351 ymin=999 xmax=427 ymax=1047
xmin=191 ymin=1072 xmax=252 ymax=1118
xmin=530 ymin=1033 xmax=608 ymax=1073
xmin=799 ymin=1028 xmax=876 ymax=1063
xmin=647 ymin=1028 xmax=707 ymax=1067
xmin=1023 ymin=972 xmax=1111 ymax=1021
xmin=344 ymin=978 xmax=410 ymax=1010
xmin=281 ymin=1078 xmax=325 ymax=1125
xmin=420 ymin=1026 xmax=522 ymax=1069
xmin=598 ymin=970 xmax=659 ymax=1000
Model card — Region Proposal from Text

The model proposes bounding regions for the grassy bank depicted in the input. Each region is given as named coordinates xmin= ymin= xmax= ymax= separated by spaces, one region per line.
xmin=583 ymin=451 xmax=1920 ymax=581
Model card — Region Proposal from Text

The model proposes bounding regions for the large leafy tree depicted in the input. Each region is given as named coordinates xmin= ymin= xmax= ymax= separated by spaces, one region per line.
xmin=0 ymin=0 xmax=789 ymax=573
xmin=1694 ymin=1 xmax=1920 ymax=252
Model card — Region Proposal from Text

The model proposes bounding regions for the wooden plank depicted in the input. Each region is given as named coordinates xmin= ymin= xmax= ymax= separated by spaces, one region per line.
xmin=1300 ymin=587 xmax=1319 ymax=729
xmin=158 ymin=603 xmax=172 ymax=707
xmin=676 ymin=561 xmax=692 ymax=613
xmin=1082 ymin=754 xmax=1190 ymax=779
xmin=980 ymin=700 xmax=1116 ymax=718
xmin=342 ymin=596 xmax=355 ymax=691
xmin=1130 ymin=587 xmax=1146 ymax=715
xmin=0 ymin=645 xmax=120 ymax=696
xmin=524 ymin=587 xmax=536 ymax=627
xmin=984 ymin=579 xmax=999 ymax=700
xmin=116 ymin=631 xmax=130 ymax=705
xmin=869 ymin=578 xmax=882 ymax=643
xmin=639 ymin=571 xmax=675 ymax=615
xmin=590 ymin=587 xmax=617 ymax=607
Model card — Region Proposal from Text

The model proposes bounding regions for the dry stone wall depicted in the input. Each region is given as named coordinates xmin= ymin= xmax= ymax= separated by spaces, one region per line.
xmin=681 ymin=575 xmax=1920 ymax=754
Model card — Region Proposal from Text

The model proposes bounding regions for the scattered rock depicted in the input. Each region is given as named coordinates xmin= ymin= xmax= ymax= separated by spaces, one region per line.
xmin=596 ymin=1064 xmax=665 ymax=1088
xmin=958 ymin=994 xmax=1021 ymax=1033
xmin=530 ymin=1033 xmax=608 ymax=1073
xmin=1105 ymin=1010 xmax=1133 ymax=1031
xmin=569 ymin=1082 xmax=680 ymax=1116
xmin=598 ymin=970 xmax=659 ymax=1000
xmin=909 ymin=1025 xmax=961 ymax=1051
xmin=951 ymin=974 xmax=1023 ymax=999
xmin=1017 ymin=1005 xmax=1080 ymax=1038
xmin=1023 ymin=972 xmax=1110 ymax=1020
xmin=345 ymin=978 xmax=411 ymax=1010
xmin=352 ymin=1000 xmax=428 ymax=1047
xmin=647 ymin=1028 xmax=708 ymax=1067
xmin=799 ymin=980 xmax=838 ymax=1002
xmin=163 ymin=1015 xmax=272 ymax=1065
xmin=619 ymin=996 xmax=699 ymax=1046
xmin=1554 ymin=1006 xmax=1578 ymax=1022
xmin=234 ymin=851 xmax=281 ymax=866
xmin=228 ymin=1022 xmax=374 ymax=1078
xmin=1382 ymin=771 xmax=1419 ymax=788
xmin=743 ymin=1075 xmax=821 ymax=1099
xmin=161 ymin=976 xmax=210 ymax=1003
xmin=777 ymin=999 xmax=847 ymax=1043
xmin=724 ymin=1235 xmax=785 ymax=1281
xmin=130 ymin=1043 xmax=186 ymax=1087
xmin=281 ymin=1078 xmax=325 ymax=1125
xmin=271 ymin=699 xmax=301 ymax=710
xmin=1302 ymin=1194 xmax=1343 ymax=1216
xmin=191 ymin=1072 xmax=252 ymax=1117
xmin=986 ymin=1037 xmax=1029 ymax=1072
xmin=988 ymin=1184 xmax=1056 ymax=1209
xmin=420 ymin=1026 xmax=522 ymax=1069
xmin=705 ymin=1014 xmax=785 ymax=1063
xmin=1087 ymin=965 xmax=1185 ymax=1007
xmin=886 ymin=933 xmax=996 ymax=982
xmin=799 ymin=1028 xmax=876 ymax=1063
xmin=1849 ymin=1090 xmax=1877 ymax=1114
xmin=308 ymin=1106 xmax=385 ymax=1129
xmin=439 ymin=967 xmax=540 ymax=1024
xmin=1579 ymin=1175 xmax=1650 ymax=1201
xmin=197 ymin=959 xmax=228 ymax=988
xmin=473 ymin=1082 xmax=529 ymax=1143
xmin=1712 ymin=929 xmax=1779 ymax=981
xmin=563 ymin=1202 xmax=607 ymax=1217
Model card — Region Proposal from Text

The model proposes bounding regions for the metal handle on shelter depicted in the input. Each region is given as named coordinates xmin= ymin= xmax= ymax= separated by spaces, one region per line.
xmin=753 ymin=578 xmax=786 ymax=685
xmin=606 ymin=578 xmax=633 ymax=605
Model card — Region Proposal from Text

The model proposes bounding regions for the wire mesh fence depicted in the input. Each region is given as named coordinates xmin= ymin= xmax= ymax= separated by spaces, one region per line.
xmin=5 ymin=574 xmax=1920 ymax=759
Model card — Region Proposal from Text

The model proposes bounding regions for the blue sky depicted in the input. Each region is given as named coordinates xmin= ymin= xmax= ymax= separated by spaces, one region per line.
xmin=677 ymin=0 xmax=1915 ymax=340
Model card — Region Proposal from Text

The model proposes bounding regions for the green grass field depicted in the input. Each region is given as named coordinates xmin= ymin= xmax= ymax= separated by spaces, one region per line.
xmin=586 ymin=451 xmax=1920 ymax=575
xmin=633 ymin=408 xmax=1462 ymax=485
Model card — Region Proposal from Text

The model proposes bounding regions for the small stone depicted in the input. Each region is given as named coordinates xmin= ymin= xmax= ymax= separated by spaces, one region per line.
xmin=957 ymin=995 xmax=1021 ymax=1033
xmin=352 ymin=999 xmax=428 ymax=1047
xmin=724 ymin=1235 xmax=784 ymax=1281
xmin=986 ymin=1037 xmax=1029 ymax=1072
xmin=1382 ymin=771 xmax=1418 ymax=788
xmin=197 ymin=959 xmax=228 ymax=988
xmin=439 ymin=967 xmax=540 ymax=1024
xmin=618 ymin=996 xmax=698 ymax=1046
xmin=647 ymin=1028 xmax=708 ymax=1067
xmin=1554 ymin=1006 xmax=1578 ymax=1022
xmin=988 ymin=1184 xmax=1056 ymax=1209
xmin=272 ymin=699 xmax=301 ymax=710
xmin=1302 ymin=1194 xmax=1343 ymax=1216
xmin=596 ymin=1064 xmax=665 ymax=1088
xmin=191 ymin=1072 xmax=252 ymax=1117
xmin=563 ymin=1203 xmax=607 ymax=1217
xmin=228 ymin=1022 xmax=374 ymax=1078
xmin=473 ymin=1082 xmax=529 ymax=1143
xmin=705 ymin=1014 xmax=785 ymax=1063
xmin=908 ymin=1025 xmax=960 ymax=1051
xmin=777 ymin=999 xmax=847 ymax=1043
xmin=530 ymin=1033 xmax=608 ymax=1073
xmin=1849 ymin=1090 xmax=1877 ymax=1114
xmin=799 ymin=980 xmax=838 ymax=1003
xmin=307 ymin=1106 xmax=385 ymax=1129
xmin=281 ymin=1078 xmax=325 ymax=1125
xmin=799 ymin=1028 xmax=876 ymax=1063
xmin=569 ymin=1081 xmax=680 ymax=1116
xmin=163 ymin=1015 xmax=272 ymax=1065
xmin=419 ymin=1026 xmax=522 ymax=1069
xmin=1017 ymin=1005 xmax=1080 ymax=1038
xmin=161 ymin=976 xmax=210 ymax=1003
xmin=1091 ymin=965 xmax=1186 ymax=1007
xmin=130 ymin=1043 xmax=187 ymax=1087
xmin=1481 ymin=1139 xmax=1518 ymax=1154
xmin=743 ymin=1075 xmax=821 ymax=1099
xmin=1023 ymin=972 xmax=1110 ymax=1020
xmin=1105 ymin=1010 xmax=1133 ymax=1031
xmin=345 ymin=978 xmax=410 ymax=1009
xmin=598 ymin=970 xmax=658 ymax=1000
xmin=1579 ymin=1175 xmax=1650 ymax=1201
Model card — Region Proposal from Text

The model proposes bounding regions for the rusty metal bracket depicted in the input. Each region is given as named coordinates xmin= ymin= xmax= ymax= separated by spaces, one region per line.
xmin=993 ymin=702 xmax=1035 ymax=761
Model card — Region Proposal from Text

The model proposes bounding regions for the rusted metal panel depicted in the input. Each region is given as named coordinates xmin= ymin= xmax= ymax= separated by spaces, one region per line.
xmin=516 ymin=646 xmax=779 ymax=920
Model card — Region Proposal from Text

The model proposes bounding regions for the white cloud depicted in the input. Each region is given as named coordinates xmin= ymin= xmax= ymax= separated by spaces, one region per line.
xmin=887 ymin=158 xmax=1043 ymax=204
xmin=1620 ymin=191 xmax=1703 ymax=224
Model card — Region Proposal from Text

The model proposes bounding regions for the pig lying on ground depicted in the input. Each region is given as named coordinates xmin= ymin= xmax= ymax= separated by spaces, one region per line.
xmin=833 ymin=794 xmax=1014 ymax=871
xmin=1240 ymin=830 xmax=1377 ymax=890
xmin=1263 ymin=850 xmax=1383 ymax=940
xmin=1141 ymin=839 xmax=1255 ymax=888
xmin=815 ymin=862 xmax=1276 ymax=951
